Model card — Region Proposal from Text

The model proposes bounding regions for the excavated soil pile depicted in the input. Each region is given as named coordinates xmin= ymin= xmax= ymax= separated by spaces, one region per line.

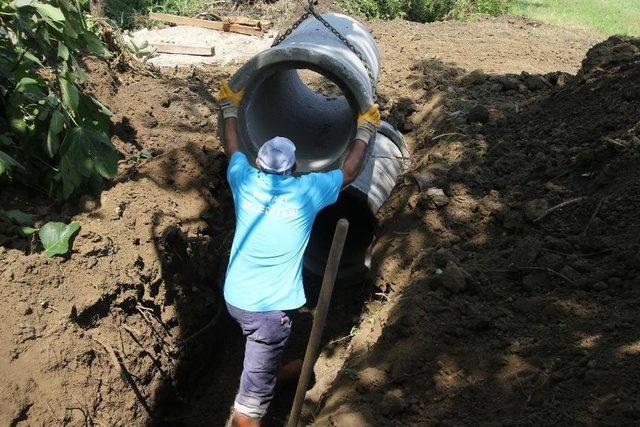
xmin=0 ymin=14 xmax=637 ymax=427
xmin=310 ymin=36 xmax=640 ymax=426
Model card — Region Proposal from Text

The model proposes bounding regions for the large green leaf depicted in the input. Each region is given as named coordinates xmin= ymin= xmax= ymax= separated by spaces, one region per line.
xmin=45 ymin=109 xmax=64 ymax=157
xmin=0 ymin=150 xmax=24 ymax=176
xmin=16 ymin=76 xmax=45 ymax=100
xmin=90 ymin=96 xmax=113 ymax=117
xmin=49 ymin=109 xmax=64 ymax=134
xmin=11 ymin=0 xmax=36 ymax=8
xmin=67 ymin=127 xmax=92 ymax=173
xmin=59 ymin=76 xmax=78 ymax=113
xmin=92 ymin=138 xmax=118 ymax=178
xmin=38 ymin=221 xmax=80 ymax=258
xmin=0 ymin=209 xmax=36 ymax=226
xmin=81 ymin=33 xmax=110 ymax=58
xmin=33 ymin=3 xmax=65 ymax=21
xmin=22 ymin=51 xmax=43 ymax=67
xmin=57 ymin=42 xmax=69 ymax=60
xmin=46 ymin=128 xmax=59 ymax=157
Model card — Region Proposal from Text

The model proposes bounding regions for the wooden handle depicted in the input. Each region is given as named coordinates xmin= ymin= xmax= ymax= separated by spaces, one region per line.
xmin=287 ymin=219 xmax=349 ymax=427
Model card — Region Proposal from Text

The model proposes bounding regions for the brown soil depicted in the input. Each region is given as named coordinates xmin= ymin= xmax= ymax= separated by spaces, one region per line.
xmin=1 ymin=13 xmax=639 ymax=427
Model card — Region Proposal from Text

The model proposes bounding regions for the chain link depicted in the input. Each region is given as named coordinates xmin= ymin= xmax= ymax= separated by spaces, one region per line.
xmin=271 ymin=2 xmax=377 ymax=100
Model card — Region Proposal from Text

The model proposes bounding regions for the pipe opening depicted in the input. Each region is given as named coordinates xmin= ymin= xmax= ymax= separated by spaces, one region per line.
xmin=305 ymin=189 xmax=376 ymax=282
xmin=240 ymin=63 xmax=358 ymax=172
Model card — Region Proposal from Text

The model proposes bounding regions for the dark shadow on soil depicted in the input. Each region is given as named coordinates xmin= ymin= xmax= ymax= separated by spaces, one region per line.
xmin=308 ymin=43 xmax=640 ymax=426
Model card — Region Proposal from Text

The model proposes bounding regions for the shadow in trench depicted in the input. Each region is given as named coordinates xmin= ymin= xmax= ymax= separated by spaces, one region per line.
xmin=310 ymin=45 xmax=640 ymax=426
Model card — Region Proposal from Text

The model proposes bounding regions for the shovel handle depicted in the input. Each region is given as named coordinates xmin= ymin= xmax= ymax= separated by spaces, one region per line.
xmin=286 ymin=218 xmax=349 ymax=427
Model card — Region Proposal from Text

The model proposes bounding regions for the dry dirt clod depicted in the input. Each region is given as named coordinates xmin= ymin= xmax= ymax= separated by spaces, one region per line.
xmin=140 ymin=111 xmax=158 ymax=129
xmin=524 ymin=199 xmax=549 ymax=222
xmin=496 ymin=75 xmax=519 ymax=91
xmin=380 ymin=389 xmax=408 ymax=416
xmin=467 ymin=104 xmax=491 ymax=123
xmin=441 ymin=261 xmax=467 ymax=293
xmin=522 ymin=73 xmax=549 ymax=90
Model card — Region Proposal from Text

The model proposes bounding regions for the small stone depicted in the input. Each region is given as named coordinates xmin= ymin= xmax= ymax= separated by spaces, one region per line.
xmin=140 ymin=111 xmax=158 ymax=129
xmin=524 ymin=199 xmax=549 ymax=222
xmin=441 ymin=261 xmax=467 ymax=293
xmin=79 ymin=195 xmax=99 ymax=211
xmin=592 ymin=281 xmax=608 ymax=291
xmin=496 ymin=75 xmax=519 ymax=91
xmin=423 ymin=188 xmax=449 ymax=208
xmin=2 ymin=268 xmax=15 ymax=282
xmin=522 ymin=74 xmax=548 ymax=91
xmin=467 ymin=104 xmax=490 ymax=124
xmin=160 ymin=96 xmax=171 ymax=108
xmin=460 ymin=69 xmax=488 ymax=86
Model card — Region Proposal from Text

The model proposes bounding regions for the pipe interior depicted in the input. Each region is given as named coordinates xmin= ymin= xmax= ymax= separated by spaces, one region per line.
xmin=241 ymin=64 xmax=358 ymax=172
xmin=305 ymin=189 xmax=376 ymax=280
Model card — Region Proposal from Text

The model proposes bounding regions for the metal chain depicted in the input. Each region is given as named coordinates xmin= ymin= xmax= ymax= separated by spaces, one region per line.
xmin=271 ymin=1 xmax=377 ymax=98
xmin=271 ymin=10 xmax=310 ymax=47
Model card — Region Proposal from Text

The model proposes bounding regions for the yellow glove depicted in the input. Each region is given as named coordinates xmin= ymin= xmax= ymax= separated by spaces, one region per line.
xmin=357 ymin=103 xmax=381 ymax=127
xmin=218 ymin=80 xmax=244 ymax=118
xmin=355 ymin=104 xmax=381 ymax=143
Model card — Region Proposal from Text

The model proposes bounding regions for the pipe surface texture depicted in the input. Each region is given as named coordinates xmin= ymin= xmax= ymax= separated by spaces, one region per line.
xmin=223 ymin=13 xmax=409 ymax=280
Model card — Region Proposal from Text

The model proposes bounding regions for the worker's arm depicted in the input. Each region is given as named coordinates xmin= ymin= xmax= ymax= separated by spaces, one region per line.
xmin=217 ymin=80 xmax=244 ymax=159
xmin=341 ymin=104 xmax=381 ymax=188
xmin=223 ymin=117 xmax=240 ymax=158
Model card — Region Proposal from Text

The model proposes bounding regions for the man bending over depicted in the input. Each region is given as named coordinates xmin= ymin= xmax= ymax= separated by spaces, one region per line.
xmin=217 ymin=80 xmax=380 ymax=426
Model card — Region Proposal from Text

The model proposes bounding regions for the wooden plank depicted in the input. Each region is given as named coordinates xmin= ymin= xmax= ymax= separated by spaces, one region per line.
xmin=224 ymin=16 xmax=261 ymax=26
xmin=223 ymin=16 xmax=273 ymax=30
xmin=149 ymin=42 xmax=215 ymax=56
xmin=148 ymin=12 xmax=263 ymax=36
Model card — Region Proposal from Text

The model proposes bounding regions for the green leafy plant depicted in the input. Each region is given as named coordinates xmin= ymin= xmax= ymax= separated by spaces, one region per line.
xmin=0 ymin=0 xmax=118 ymax=201
xmin=0 ymin=209 xmax=38 ymax=236
xmin=0 ymin=209 xmax=80 ymax=256
xmin=124 ymin=38 xmax=155 ymax=63
xmin=337 ymin=0 xmax=512 ymax=22
xmin=38 ymin=220 xmax=80 ymax=257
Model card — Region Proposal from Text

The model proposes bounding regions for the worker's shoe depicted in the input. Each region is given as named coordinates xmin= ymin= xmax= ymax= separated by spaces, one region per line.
xmin=276 ymin=359 xmax=303 ymax=386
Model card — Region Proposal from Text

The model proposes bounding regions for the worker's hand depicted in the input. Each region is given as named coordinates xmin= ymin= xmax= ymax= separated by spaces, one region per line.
xmin=217 ymin=80 xmax=244 ymax=119
xmin=355 ymin=104 xmax=381 ymax=144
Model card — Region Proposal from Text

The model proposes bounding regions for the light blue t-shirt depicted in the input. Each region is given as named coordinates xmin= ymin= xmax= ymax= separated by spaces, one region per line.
xmin=224 ymin=152 xmax=343 ymax=312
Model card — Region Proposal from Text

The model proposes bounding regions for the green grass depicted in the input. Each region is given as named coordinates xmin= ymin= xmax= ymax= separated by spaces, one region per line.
xmin=512 ymin=0 xmax=640 ymax=36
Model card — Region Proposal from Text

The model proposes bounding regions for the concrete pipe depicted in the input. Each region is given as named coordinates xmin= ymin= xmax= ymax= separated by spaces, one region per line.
xmin=226 ymin=13 xmax=380 ymax=170
xmin=304 ymin=123 xmax=408 ymax=281
xmin=221 ymin=13 xmax=409 ymax=281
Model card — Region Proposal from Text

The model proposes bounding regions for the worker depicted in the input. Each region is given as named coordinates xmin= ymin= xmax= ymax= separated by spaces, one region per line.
xmin=217 ymin=80 xmax=380 ymax=427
